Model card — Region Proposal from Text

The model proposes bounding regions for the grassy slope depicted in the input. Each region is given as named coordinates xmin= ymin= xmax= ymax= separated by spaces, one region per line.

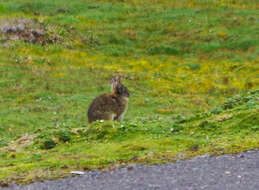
xmin=0 ymin=0 xmax=258 ymax=184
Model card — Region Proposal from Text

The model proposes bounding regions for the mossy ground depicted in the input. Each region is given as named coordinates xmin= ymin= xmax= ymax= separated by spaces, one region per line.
xmin=0 ymin=0 xmax=258 ymax=185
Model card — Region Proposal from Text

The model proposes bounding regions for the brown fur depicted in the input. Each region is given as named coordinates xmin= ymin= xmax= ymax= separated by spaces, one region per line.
xmin=87 ymin=76 xmax=130 ymax=123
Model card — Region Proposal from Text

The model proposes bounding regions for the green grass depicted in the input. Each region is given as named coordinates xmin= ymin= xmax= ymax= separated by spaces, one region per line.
xmin=0 ymin=0 xmax=258 ymax=184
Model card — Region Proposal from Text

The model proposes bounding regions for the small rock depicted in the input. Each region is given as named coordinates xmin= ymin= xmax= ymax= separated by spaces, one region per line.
xmin=127 ymin=166 xmax=134 ymax=171
xmin=225 ymin=171 xmax=231 ymax=175
xmin=0 ymin=182 xmax=9 ymax=187
xmin=199 ymin=153 xmax=210 ymax=158
xmin=30 ymin=29 xmax=44 ymax=37
xmin=17 ymin=23 xmax=25 ymax=32
xmin=61 ymin=165 xmax=68 ymax=169
xmin=70 ymin=171 xmax=85 ymax=175
xmin=83 ymin=166 xmax=90 ymax=171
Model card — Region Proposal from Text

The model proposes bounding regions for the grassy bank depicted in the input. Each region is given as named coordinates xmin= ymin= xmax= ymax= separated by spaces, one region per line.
xmin=0 ymin=0 xmax=258 ymax=184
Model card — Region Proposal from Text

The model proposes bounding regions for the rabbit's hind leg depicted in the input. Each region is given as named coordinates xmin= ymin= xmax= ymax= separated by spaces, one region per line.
xmin=115 ymin=113 xmax=125 ymax=122
xmin=102 ymin=112 xmax=116 ymax=121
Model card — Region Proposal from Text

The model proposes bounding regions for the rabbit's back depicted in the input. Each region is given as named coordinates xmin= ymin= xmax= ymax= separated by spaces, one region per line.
xmin=87 ymin=93 xmax=128 ymax=123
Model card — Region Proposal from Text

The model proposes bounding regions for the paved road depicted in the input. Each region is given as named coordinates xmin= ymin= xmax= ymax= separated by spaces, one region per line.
xmin=4 ymin=151 xmax=259 ymax=190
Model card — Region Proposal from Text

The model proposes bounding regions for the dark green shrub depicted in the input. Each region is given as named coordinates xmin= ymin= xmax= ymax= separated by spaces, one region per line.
xmin=56 ymin=130 xmax=72 ymax=142
xmin=41 ymin=138 xmax=56 ymax=149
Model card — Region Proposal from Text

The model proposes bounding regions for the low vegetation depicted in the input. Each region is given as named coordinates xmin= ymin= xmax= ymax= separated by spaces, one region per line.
xmin=0 ymin=0 xmax=258 ymax=185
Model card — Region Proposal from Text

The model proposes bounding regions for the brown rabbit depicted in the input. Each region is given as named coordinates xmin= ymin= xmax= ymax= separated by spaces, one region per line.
xmin=87 ymin=75 xmax=130 ymax=123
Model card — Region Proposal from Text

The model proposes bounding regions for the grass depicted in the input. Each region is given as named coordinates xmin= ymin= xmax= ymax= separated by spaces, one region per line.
xmin=0 ymin=0 xmax=258 ymax=185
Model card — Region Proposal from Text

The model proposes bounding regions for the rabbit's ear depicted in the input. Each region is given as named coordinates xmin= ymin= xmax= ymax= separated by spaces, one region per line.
xmin=110 ymin=76 xmax=115 ymax=85
xmin=110 ymin=76 xmax=118 ymax=93
xmin=111 ymin=75 xmax=121 ymax=93
xmin=115 ymin=75 xmax=121 ymax=83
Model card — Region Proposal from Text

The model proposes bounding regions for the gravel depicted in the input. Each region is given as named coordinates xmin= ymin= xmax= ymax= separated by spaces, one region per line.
xmin=4 ymin=151 xmax=259 ymax=190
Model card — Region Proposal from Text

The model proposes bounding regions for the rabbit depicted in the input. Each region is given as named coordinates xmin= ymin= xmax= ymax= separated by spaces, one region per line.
xmin=87 ymin=75 xmax=130 ymax=123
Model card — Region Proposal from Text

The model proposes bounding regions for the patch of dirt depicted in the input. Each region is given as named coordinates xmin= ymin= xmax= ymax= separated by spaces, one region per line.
xmin=2 ymin=134 xmax=36 ymax=152
xmin=214 ymin=114 xmax=233 ymax=122
xmin=0 ymin=18 xmax=61 ymax=45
